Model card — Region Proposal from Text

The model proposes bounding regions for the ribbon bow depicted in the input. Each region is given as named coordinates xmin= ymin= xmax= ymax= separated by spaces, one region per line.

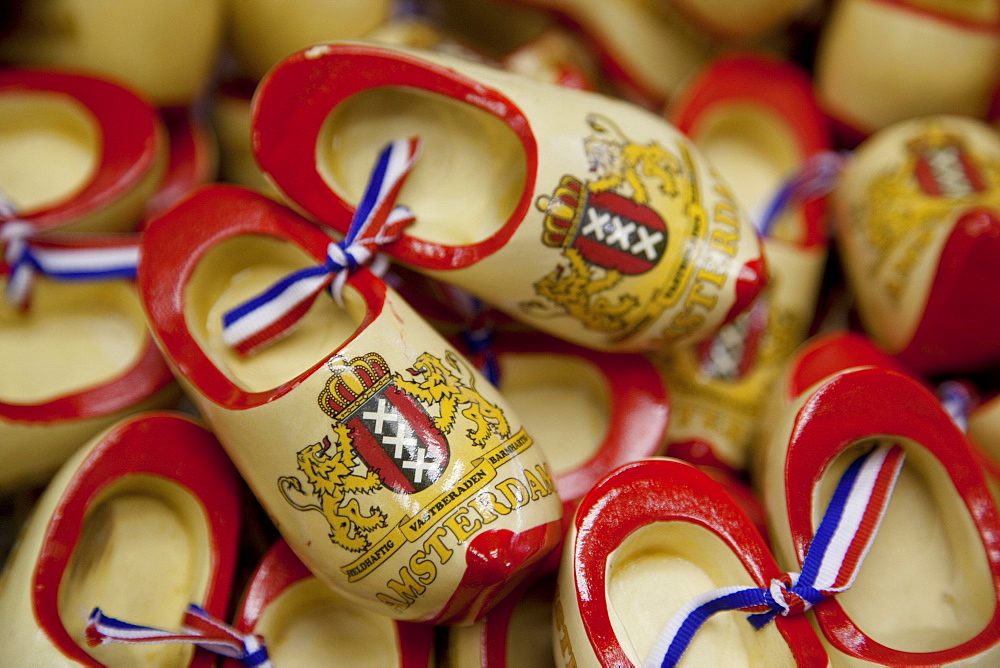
xmin=85 ymin=604 xmax=271 ymax=667
xmin=645 ymin=442 xmax=905 ymax=668
xmin=0 ymin=197 xmax=140 ymax=309
xmin=755 ymin=150 xmax=848 ymax=237
xmin=221 ymin=137 xmax=420 ymax=356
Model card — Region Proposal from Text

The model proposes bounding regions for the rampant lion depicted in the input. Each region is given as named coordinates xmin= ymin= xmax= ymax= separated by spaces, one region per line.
xmin=394 ymin=351 xmax=510 ymax=447
xmin=583 ymin=113 xmax=682 ymax=204
xmin=279 ymin=422 xmax=387 ymax=553
xmin=522 ymin=248 xmax=639 ymax=332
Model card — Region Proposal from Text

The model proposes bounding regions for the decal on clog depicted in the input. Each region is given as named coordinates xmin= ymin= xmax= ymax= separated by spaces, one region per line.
xmin=860 ymin=122 xmax=1000 ymax=302
xmin=523 ymin=114 xmax=742 ymax=343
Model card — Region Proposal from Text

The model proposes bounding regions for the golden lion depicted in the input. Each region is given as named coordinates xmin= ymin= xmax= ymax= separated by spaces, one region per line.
xmin=394 ymin=351 xmax=510 ymax=447
xmin=278 ymin=422 xmax=387 ymax=553
xmin=584 ymin=113 xmax=681 ymax=204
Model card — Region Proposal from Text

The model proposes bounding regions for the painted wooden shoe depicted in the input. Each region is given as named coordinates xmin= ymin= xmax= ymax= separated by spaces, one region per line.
xmin=556 ymin=457 xmax=826 ymax=666
xmin=252 ymin=41 xmax=767 ymax=354
xmin=758 ymin=364 xmax=1000 ymax=665
xmin=137 ymin=184 xmax=563 ymax=625
xmin=225 ymin=0 xmax=393 ymax=81
xmin=656 ymin=52 xmax=832 ymax=472
xmin=505 ymin=0 xmax=715 ymax=106
xmin=833 ymin=115 xmax=1000 ymax=375
xmin=501 ymin=27 xmax=600 ymax=91
xmin=0 ymin=234 xmax=180 ymax=491
xmin=0 ymin=68 xmax=165 ymax=235
xmin=143 ymin=106 xmax=218 ymax=220
xmin=226 ymin=538 xmax=434 ymax=667
xmin=0 ymin=412 xmax=242 ymax=667
xmin=447 ymin=573 xmax=557 ymax=666
xmin=815 ymin=0 xmax=1000 ymax=144
xmin=0 ymin=0 xmax=225 ymax=105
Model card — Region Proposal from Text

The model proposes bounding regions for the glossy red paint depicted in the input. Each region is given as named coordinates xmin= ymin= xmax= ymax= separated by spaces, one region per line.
xmin=143 ymin=106 xmax=217 ymax=220
xmin=31 ymin=413 xmax=242 ymax=667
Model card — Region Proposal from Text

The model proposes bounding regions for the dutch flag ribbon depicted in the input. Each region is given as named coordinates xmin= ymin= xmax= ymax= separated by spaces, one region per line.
xmin=645 ymin=442 xmax=906 ymax=668
xmin=439 ymin=283 xmax=501 ymax=386
xmin=1 ymin=198 xmax=140 ymax=309
xmin=221 ymin=137 xmax=420 ymax=356
xmin=84 ymin=604 xmax=271 ymax=667
xmin=755 ymin=150 xmax=848 ymax=237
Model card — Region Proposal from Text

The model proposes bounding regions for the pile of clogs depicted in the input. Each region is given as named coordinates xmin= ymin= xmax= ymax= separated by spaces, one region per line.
xmin=2 ymin=0 xmax=1000 ymax=666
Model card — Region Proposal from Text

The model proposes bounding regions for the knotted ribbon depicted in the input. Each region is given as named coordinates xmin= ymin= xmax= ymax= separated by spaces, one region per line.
xmin=85 ymin=604 xmax=271 ymax=667
xmin=0 ymin=197 xmax=139 ymax=309
xmin=755 ymin=150 xmax=848 ymax=237
xmin=221 ymin=137 xmax=420 ymax=356
xmin=645 ymin=442 xmax=905 ymax=668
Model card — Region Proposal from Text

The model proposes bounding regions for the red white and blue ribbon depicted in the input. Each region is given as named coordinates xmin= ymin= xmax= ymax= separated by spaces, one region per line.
xmin=221 ymin=137 xmax=420 ymax=356
xmin=85 ymin=604 xmax=271 ymax=667
xmin=644 ymin=442 xmax=905 ymax=668
xmin=1 ymin=198 xmax=139 ymax=309
xmin=755 ymin=151 xmax=847 ymax=237
xmin=439 ymin=283 xmax=501 ymax=386
xmin=937 ymin=380 xmax=975 ymax=433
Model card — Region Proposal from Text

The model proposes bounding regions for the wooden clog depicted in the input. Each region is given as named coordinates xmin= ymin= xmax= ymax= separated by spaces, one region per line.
xmin=137 ymin=185 xmax=563 ymax=625
xmin=143 ymin=106 xmax=217 ymax=220
xmin=252 ymin=41 xmax=767 ymax=354
xmin=0 ymin=412 xmax=242 ymax=666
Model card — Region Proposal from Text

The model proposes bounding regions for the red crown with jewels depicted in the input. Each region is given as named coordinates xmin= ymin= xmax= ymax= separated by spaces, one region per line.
xmin=538 ymin=175 xmax=585 ymax=249
xmin=318 ymin=352 xmax=392 ymax=421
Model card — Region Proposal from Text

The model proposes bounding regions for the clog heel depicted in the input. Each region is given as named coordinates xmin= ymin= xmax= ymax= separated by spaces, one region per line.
xmin=226 ymin=538 xmax=435 ymax=667
xmin=0 ymin=68 xmax=165 ymax=235
xmin=252 ymin=41 xmax=766 ymax=353
xmin=833 ymin=114 xmax=1000 ymax=375
xmin=0 ymin=234 xmax=180 ymax=491
xmin=137 ymin=184 xmax=562 ymax=625
xmin=815 ymin=0 xmax=1000 ymax=143
xmin=0 ymin=412 xmax=242 ymax=667
xmin=556 ymin=458 xmax=826 ymax=667
xmin=656 ymin=52 xmax=832 ymax=472
xmin=758 ymin=364 xmax=1000 ymax=665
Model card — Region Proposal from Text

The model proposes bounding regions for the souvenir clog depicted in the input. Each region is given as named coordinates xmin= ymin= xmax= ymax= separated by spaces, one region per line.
xmin=555 ymin=457 xmax=826 ymax=666
xmin=815 ymin=0 xmax=1000 ymax=143
xmin=505 ymin=0 xmax=715 ymax=106
xmin=226 ymin=539 xmax=435 ymax=667
xmin=833 ymin=115 xmax=1000 ymax=375
xmin=0 ymin=68 xmax=165 ymax=235
xmin=447 ymin=574 xmax=557 ymax=666
xmin=758 ymin=364 xmax=1000 ymax=664
xmin=0 ymin=234 xmax=180 ymax=491
xmin=0 ymin=412 xmax=242 ymax=667
xmin=501 ymin=27 xmax=599 ymax=91
xmin=224 ymin=0 xmax=393 ymax=81
xmin=656 ymin=52 xmax=832 ymax=472
xmin=252 ymin=41 xmax=767 ymax=354
xmin=137 ymin=184 xmax=563 ymax=625
xmin=0 ymin=0 xmax=225 ymax=106
xmin=143 ymin=106 xmax=218 ymax=220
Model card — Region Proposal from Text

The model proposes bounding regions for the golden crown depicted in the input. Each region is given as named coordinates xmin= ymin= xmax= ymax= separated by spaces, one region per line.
xmin=318 ymin=352 xmax=392 ymax=421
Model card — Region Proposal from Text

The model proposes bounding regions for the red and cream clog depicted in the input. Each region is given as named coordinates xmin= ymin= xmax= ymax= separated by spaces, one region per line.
xmin=251 ymin=41 xmax=767 ymax=354
xmin=556 ymin=457 xmax=827 ymax=667
xmin=137 ymin=184 xmax=562 ymax=625
xmin=0 ymin=412 xmax=242 ymax=667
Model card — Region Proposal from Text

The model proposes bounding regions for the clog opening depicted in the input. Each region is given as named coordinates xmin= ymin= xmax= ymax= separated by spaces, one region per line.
xmin=0 ymin=279 xmax=146 ymax=403
xmin=184 ymin=235 xmax=368 ymax=393
xmin=505 ymin=577 xmax=556 ymax=668
xmin=316 ymin=85 xmax=527 ymax=246
xmin=817 ymin=438 xmax=995 ymax=652
xmin=0 ymin=92 xmax=100 ymax=214
xmin=498 ymin=353 xmax=610 ymax=474
xmin=58 ymin=474 xmax=211 ymax=667
xmin=606 ymin=521 xmax=795 ymax=666
xmin=691 ymin=103 xmax=804 ymax=244
xmin=254 ymin=576 xmax=401 ymax=665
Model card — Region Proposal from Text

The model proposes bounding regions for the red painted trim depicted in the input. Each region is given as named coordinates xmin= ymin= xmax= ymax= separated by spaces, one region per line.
xmin=571 ymin=458 xmax=826 ymax=666
xmin=0 ymin=234 xmax=176 ymax=422
xmin=31 ymin=413 xmax=242 ymax=666
xmin=137 ymin=184 xmax=385 ymax=410
xmin=0 ymin=68 xmax=161 ymax=231
xmin=251 ymin=43 xmax=539 ymax=271
xmin=668 ymin=51 xmax=832 ymax=248
xmin=783 ymin=366 xmax=1000 ymax=663
xmin=143 ymin=106 xmax=217 ymax=221
xmin=785 ymin=330 xmax=915 ymax=400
